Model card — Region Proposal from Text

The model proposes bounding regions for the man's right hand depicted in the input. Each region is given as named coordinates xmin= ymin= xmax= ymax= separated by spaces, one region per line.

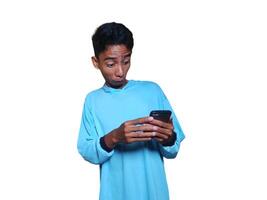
xmin=104 ymin=116 xmax=157 ymax=149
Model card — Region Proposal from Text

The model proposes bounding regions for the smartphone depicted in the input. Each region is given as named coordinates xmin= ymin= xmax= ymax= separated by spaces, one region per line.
xmin=149 ymin=110 xmax=172 ymax=123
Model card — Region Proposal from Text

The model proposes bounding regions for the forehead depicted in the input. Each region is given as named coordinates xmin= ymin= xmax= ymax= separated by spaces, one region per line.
xmin=99 ymin=45 xmax=131 ymax=60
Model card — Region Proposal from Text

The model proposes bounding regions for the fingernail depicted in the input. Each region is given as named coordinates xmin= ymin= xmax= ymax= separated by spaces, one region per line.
xmin=153 ymin=126 xmax=157 ymax=130
xmin=148 ymin=117 xmax=153 ymax=121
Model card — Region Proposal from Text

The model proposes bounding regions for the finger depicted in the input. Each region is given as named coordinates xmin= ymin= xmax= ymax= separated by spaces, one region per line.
xmin=127 ymin=116 xmax=154 ymax=126
xmin=152 ymin=132 xmax=169 ymax=140
xmin=128 ymin=124 xmax=157 ymax=132
xmin=128 ymin=130 xmax=170 ymax=140
xmin=150 ymin=119 xmax=172 ymax=128
xmin=127 ymin=137 xmax=152 ymax=143
xmin=153 ymin=126 xmax=172 ymax=137
xmin=149 ymin=119 xmax=173 ymax=129
xmin=154 ymin=137 xmax=164 ymax=142
xmin=126 ymin=131 xmax=155 ymax=138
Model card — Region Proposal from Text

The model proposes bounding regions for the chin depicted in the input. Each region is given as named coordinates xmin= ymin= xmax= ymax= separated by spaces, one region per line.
xmin=110 ymin=80 xmax=127 ymax=88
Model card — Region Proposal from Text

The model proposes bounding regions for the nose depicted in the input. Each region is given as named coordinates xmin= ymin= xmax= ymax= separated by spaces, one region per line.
xmin=115 ymin=65 xmax=123 ymax=77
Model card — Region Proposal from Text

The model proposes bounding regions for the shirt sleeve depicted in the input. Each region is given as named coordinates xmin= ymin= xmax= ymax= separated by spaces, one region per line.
xmin=77 ymin=97 xmax=114 ymax=165
xmin=157 ymin=85 xmax=185 ymax=159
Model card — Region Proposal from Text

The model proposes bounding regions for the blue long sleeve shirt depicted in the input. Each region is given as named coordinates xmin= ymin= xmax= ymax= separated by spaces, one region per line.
xmin=77 ymin=80 xmax=185 ymax=200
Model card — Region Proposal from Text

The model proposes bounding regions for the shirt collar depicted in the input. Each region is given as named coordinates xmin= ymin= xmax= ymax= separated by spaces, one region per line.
xmin=102 ymin=80 xmax=135 ymax=93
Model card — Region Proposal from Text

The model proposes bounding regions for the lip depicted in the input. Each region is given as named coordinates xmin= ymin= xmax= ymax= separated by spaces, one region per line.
xmin=113 ymin=79 xmax=124 ymax=83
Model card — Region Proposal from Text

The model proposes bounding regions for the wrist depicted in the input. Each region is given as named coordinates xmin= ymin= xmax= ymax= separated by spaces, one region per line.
xmin=110 ymin=129 xmax=119 ymax=147
xmin=104 ymin=129 xmax=119 ymax=149
xmin=100 ymin=136 xmax=113 ymax=152
xmin=162 ymin=131 xmax=177 ymax=146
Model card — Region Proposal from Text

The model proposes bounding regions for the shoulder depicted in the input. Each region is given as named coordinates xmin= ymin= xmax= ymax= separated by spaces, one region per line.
xmin=134 ymin=80 xmax=162 ymax=91
xmin=83 ymin=88 xmax=103 ymax=105
xmin=134 ymin=80 xmax=164 ymax=95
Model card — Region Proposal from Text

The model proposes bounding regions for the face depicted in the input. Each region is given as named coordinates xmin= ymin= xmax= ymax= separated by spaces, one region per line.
xmin=92 ymin=45 xmax=132 ymax=89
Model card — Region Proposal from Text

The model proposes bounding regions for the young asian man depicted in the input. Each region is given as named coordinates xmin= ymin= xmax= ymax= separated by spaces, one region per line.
xmin=77 ymin=22 xmax=185 ymax=200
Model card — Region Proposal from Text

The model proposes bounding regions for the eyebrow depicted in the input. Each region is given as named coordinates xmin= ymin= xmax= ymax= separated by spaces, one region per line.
xmin=104 ymin=57 xmax=116 ymax=61
xmin=104 ymin=53 xmax=132 ymax=61
xmin=123 ymin=53 xmax=132 ymax=58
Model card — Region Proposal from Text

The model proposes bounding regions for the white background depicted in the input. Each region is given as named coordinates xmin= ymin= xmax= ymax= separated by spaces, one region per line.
xmin=0 ymin=0 xmax=266 ymax=199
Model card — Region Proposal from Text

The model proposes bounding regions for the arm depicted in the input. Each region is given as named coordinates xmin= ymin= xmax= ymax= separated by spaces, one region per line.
xmin=101 ymin=117 xmax=158 ymax=150
xmin=150 ymin=118 xmax=183 ymax=159
xmin=160 ymin=93 xmax=185 ymax=158
xmin=152 ymin=85 xmax=185 ymax=159
xmin=77 ymin=100 xmax=114 ymax=165
xmin=77 ymin=98 xmax=157 ymax=164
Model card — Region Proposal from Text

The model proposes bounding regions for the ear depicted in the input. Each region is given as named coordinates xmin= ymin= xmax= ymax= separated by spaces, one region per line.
xmin=91 ymin=56 xmax=99 ymax=69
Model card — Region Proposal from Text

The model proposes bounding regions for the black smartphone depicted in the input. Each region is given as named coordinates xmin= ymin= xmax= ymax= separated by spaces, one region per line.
xmin=149 ymin=110 xmax=172 ymax=123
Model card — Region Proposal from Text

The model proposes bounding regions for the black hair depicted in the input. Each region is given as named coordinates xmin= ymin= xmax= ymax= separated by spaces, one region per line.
xmin=92 ymin=22 xmax=134 ymax=58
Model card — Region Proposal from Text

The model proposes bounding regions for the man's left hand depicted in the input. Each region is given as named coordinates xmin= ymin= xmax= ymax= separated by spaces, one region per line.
xmin=148 ymin=118 xmax=175 ymax=145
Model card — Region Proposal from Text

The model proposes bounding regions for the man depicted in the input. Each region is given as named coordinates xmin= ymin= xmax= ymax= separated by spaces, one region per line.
xmin=77 ymin=22 xmax=185 ymax=200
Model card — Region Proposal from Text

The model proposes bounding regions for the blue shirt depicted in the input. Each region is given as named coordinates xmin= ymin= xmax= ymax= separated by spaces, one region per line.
xmin=77 ymin=80 xmax=185 ymax=200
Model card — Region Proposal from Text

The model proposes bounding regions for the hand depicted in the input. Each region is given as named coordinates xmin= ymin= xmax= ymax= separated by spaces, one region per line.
xmin=148 ymin=118 xmax=174 ymax=145
xmin=105 ymin=116 xmax=157 ymax=149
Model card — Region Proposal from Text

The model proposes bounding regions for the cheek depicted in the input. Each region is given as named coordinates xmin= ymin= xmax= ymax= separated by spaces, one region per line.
xmin=101 ymin=68 xmax=115 ymax=77
xmin=124 ymin=65 xmax=130 ymax=72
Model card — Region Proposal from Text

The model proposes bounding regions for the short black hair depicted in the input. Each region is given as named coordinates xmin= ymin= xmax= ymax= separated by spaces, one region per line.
xmin=92 ymin=22 xmax=134 ymax=58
